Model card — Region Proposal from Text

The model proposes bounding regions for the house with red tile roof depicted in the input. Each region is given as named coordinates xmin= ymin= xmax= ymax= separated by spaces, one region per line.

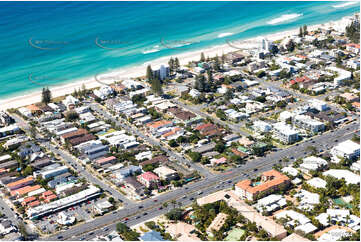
xmin=7 ymin=177 xmax=34 ymax=191
xmin=288 ymin=76 xmax=315 ymax=88
xmin=352 ymin=102 xmax=360 ymax=110
xmin=146 ymin=120 xmax=173 ymax=131
xmin=21 ymin=196 xmax=37 ymax=206
xmin=28 ymin=200 xmax=41 ymax=208
xmin=235 ymin=170 xmax=290 ymax=201
xmin=10 ymin=185 xmax=42 ymax=197
xmin=137 ymin=171 xmax=160 ymax=189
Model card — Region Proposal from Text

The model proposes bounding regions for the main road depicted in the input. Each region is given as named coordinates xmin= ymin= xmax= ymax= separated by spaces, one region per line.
xmin=44 ymin=120 xmax=359 ymax=241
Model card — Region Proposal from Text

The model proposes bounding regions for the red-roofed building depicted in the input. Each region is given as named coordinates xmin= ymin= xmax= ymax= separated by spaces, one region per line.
xmin=28 ymin=200 xmax=40 ymax=208
xmin=288 ymin=76 xmax=314 ymax=88
xmin=137 ymin=171 xmax=160 ymax=189
xmin=7 ymin=176 xmax=34 ymax=191
xmin=21 ymin=196 xmax=37 ymax=206
xmin=40 ymin=190 xmax=56 ymax=202
xmin=345 ymin=43 xmax=360 ymax=54
xmin=10 ymin=185 xmax=42 ymax=197
xmin=352 ymin=102 xmax=360 ymax=110
xmin=44 ymin=194 xmax=57 ymax=203
xmin=235 ymin=170 xmax=290 ymax=201
xmin=95 ymin=156 xmax=117 ymax=166
xmin=146 ymin=120 xmax=173 ymax=131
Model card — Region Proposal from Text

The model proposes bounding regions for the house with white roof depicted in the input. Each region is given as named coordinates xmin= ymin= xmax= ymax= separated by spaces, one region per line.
xmin=253 ymin=120 xmax=272 ymax=133
xmin=281 ymin=167 xmax=298 ymax=177
xmin=189 ymin=89 xmax=201 ymax=98
xmin=307 ymin=177 xmax=327 ymax=189
xmin=323 ymin=169 xmax=360 ymax=185
xmin=275 ymin=210 xmax=314 ymax=230
xmin=254 ymin=194 xmax=287 ymax=214
xmin=331 ymin=140 xmax=360 ymax=160
xmin=295 ymin=189 xmax=319 ymax=211
xmin=318 ymin=228 xmax=350 ymax=241
xmin=299 ymin=156 xmax=328 ymax=173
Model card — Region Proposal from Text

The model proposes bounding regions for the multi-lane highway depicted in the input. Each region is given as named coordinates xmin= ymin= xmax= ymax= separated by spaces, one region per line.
xmin=44 ymin=120 xmax=359 ymax=241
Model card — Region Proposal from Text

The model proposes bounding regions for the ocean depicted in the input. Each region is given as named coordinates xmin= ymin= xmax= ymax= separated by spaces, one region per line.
xmin=0 ymin=1 xmax=359 ymax=99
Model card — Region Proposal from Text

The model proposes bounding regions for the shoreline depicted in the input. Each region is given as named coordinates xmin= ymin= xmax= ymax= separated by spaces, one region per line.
xmin=0 ymin=15 xmax=353 ymax=111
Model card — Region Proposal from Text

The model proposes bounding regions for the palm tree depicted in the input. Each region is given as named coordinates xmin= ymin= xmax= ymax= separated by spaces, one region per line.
xmin=171 ymin=200 xmax=176 ymax=209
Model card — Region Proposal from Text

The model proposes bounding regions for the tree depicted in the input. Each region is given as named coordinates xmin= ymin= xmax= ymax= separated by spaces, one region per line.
xmin=286 ymin=39 xmax=296 ymax=52
xmin=298 ymin=27 xmax=303 ymax=37
xmin=200 ymin=52 xmax=205 ymax=62
xmin=168 ymin=57 xmax=174 ymax=74
xmin=146 ymin=65 xmax=153 ymax=81
xmin=215 ymin=142 xmax=225 ymax=153
xmin=41 ymin=87 xmax=52 ymax=104
xmin=23 ymin=166 xmax=33 ymax=176
xmin=168 ymin=139 xmax=178 ymax=147
xmin=189 ymin=152 xmax=202 ymax=162
xmin=151 ymin=78 xmax=163 ymax=96
xmin=303 ymin=25 xmax=308 ymax=36
xmin=165 ymin=208 xmax=184 ymax=221
xmin=65 ymin=110 xmax=79 ymax=122
xmin=174 ymin=57 xmax=180 ymax=71
xmin=194 ymin=74 xmax=207 ymax=92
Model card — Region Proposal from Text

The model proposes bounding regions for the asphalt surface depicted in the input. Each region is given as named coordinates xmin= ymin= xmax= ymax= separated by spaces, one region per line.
xmin=44 ymin=120 xmax=359 ymax=241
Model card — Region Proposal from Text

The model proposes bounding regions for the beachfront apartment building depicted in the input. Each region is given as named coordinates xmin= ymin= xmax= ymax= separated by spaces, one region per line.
xmin=235 ymin=170 xmax=290 ymax=201
xmin=272 ymin=122 xmax=299 ymax=144
xmin=152 ymin=65 xmax=170 ymax=80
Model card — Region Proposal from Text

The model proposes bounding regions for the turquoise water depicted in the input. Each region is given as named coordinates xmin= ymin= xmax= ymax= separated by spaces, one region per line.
xmin=0 ymin=1 xmax=359 ymax=99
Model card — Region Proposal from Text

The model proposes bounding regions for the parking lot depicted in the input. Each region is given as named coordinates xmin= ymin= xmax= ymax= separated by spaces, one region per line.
xmin=34 ymin=199 xmax=97 ymax=234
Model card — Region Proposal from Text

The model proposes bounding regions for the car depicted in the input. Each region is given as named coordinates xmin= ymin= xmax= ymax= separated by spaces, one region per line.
xmin=185 ymin=187 xmax=189 ymax=190
xmin=311 ymin=141 xmax=315 ymax=143
xmin=253 ymin=168 xmax=258 ymax=172
xmin=158 ymin=207 xmax=163 ymax=210
xmin=197 ymin=191 xmax=203 ymax=195
xmin=228 ymin=180 xmax=232 ymax=183
xmin=183 ymin=196 xmax=187 ymax=199
xmin=80 ymin=238 xmax=85 ymax=241
xmin=112 ymin=211 xmax=117 ymax=214
xmin=334 ymin=139 xmax=338 ymax=142
xmin=143 ymin=212 xmax=148 ymax=215
xmin=89 ymin=232 xmax=94 ymax=236
xmin=123 ymin=217 xmax=129 ymax=221
xmin=136 ymin=216 xmax=141 ymax=219
xmin=290 ymin=157 xmax=294 ymax=160
xmin=189 ymin=197 xmax=194 ymax=201
xmin=57 ymin=236 xmax=63 ymax=239
xmin=138 ymin=206 xmax=143 ymax=209
xmin=87 ymin=201 xmax=91 ymax=204
xmin=154 ymin=199 xmax=158 ymax=202
xmin=104 ymin=228 xmax=109 ymax=232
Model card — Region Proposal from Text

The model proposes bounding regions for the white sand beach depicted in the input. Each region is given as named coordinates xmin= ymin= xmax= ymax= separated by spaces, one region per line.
xmin=0 ymin=16 xmax=353 ymax=111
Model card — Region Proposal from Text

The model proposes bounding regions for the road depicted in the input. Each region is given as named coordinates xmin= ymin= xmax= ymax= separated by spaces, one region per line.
xmin=89 ymin=103 xmax=213 ymax=177
xmin=44 ymin=120 xmax=359 ymax=241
